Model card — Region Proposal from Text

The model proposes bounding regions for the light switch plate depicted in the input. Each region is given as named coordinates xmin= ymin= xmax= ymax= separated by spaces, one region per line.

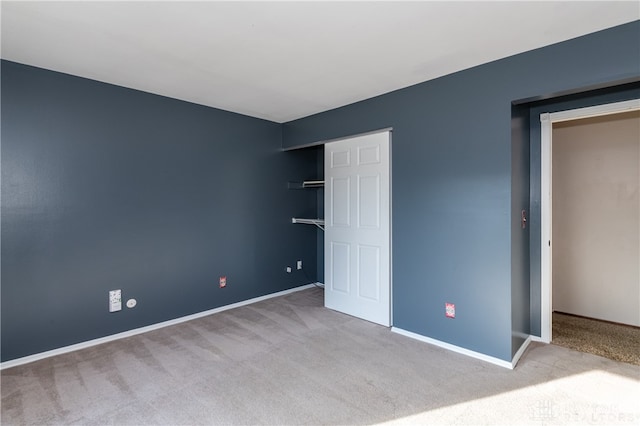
xmin=109 ymin=289 xmax=122 ymax=312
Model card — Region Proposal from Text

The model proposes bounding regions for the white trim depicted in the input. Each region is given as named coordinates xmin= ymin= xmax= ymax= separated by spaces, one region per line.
xmin=540 ymin=112 xmax=552 ymax=344
xmin=281 ymin=127 xmax=394 ymax=151
xmin=391 ymin=327 xmax=516 ymax=369
xmin=319 ymin=127 xmax=394 ymax=146
xmin=511 ymin=336 xmax=532 ymax=368
xmin=388 ymin=130 xmax=393 ymax=327
xmin=539 ymin=98 xmax=640 ymax=344
xmin=1 ymin=284 xmax=317 ymax=371
xmin=547 ymin=99 xmax=640 ymax=124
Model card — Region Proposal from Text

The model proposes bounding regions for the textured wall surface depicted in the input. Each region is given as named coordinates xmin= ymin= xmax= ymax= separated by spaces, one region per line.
xmin=1 ymin=61 xmax=318 ymax=362
xmin=2 ymin=21 xmax=639 ymax=364
xmin=552 ymin=111 xmax=639 ymax=326
xmin=284 ymin=21 xmax=640 ymax=361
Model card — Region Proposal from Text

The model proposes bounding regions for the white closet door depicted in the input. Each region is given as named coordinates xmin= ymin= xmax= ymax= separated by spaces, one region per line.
xmin=325 ymin=131 xmax=390 ymax=326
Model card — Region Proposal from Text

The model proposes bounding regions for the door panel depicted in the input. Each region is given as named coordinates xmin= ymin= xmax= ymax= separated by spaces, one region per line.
xmin=331 ymin=149 xmax=350 ymax=168
xmin=330 ymin=242 xmax=350 ymax=294
xmin=358 ymin=244 xmax=380 ymax=301
xmin=358 ymin=175 xmax=380 ymax=228
xmin=331 ymin=177 xmax=350 ymax=227
xmin=325 ymin=131 xmax=390 ymax=326
xmin=358 ymin=145 xmax=380 ymax=165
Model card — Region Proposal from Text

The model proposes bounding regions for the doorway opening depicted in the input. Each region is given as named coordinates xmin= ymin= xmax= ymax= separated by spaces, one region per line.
xmin=539 ymin=98 xmax=640 ymax=343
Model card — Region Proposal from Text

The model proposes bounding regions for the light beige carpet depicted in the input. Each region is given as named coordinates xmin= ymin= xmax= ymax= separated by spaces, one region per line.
xmin=552 ymin=312 xmax=640 ymax=366
xmin=2 ymin=288 xmax=639 ymax=425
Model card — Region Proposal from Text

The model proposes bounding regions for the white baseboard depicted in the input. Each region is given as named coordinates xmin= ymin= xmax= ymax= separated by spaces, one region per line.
xmin=530 ymin=335 xmax=546 ymax=343
xmin=1 ymin=283 xmax=318 ymax=370
xmin=511 ymin=336 xmax=532 ymax=368
xmin=391 ymin=327 xmax=531 ymax=369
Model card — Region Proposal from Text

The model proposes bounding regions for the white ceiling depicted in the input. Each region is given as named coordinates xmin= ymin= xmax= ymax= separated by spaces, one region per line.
xmin=2 ymin=1 xmax=638 ymax=123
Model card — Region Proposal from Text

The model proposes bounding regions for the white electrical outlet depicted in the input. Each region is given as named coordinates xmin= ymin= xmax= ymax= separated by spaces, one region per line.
xmin=109 ymin=289 xmax=122 ymax=312
xmin=286 ymin=267 xmax=292 ymax=273
xmin=297 ymin=260 xmax=303 ymax=270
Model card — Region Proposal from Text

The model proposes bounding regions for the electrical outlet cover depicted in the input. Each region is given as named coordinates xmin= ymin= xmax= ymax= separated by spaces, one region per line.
xmin=445 ymin=303 xmax=455 ymax=318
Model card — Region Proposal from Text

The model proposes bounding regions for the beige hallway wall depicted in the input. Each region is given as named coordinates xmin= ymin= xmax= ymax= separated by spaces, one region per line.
xmin=552 ymin=110 xmax=640 ymax=326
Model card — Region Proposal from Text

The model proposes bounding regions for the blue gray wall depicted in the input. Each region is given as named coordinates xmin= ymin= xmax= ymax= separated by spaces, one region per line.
xmin=315 ymin=147 xmax=325 ymax=283
xmin=1 ymin=61 xmax=318 ymax=362
xmin=511 ymin=104 xmax=530 ymax=356
xmin=2 ymin=21 xmax=639 ymax=365
xmin=283 ymin=21 xmax=640 ymax=361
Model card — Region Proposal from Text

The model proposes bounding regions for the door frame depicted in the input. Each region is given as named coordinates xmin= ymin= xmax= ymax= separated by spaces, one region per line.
xmin=323 ymin=128 xmax=393 ymax=326
xmin=539 ymin=98 xmax=640 ymax=343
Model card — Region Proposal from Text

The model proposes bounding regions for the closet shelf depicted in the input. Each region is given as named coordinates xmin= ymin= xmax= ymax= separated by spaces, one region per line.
xmin=303 ymin=180 xmax=324 ymax=188
xmin=287 ymin=180 xmax=324 ymax=189
xmin=292 ymin=218 xmax=325 ymax=231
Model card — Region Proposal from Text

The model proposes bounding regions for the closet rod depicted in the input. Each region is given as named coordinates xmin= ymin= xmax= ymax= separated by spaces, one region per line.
xmin=291 ymin=218 xmax=325 ymax=231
